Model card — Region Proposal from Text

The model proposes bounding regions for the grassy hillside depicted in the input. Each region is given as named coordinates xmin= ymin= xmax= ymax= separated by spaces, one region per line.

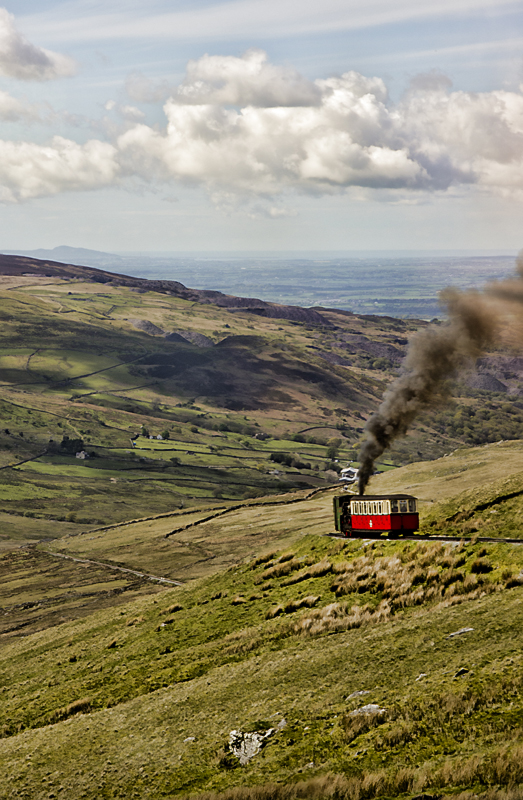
xmin=1 ymin=447 xmax=523 ymax=798
xmin=1 ymin=265 xmax=523 ymax=544
xmin=2 ymin=258 xmax=523 ymax=799
xmin=31 ymin=441 xmax=523 ymax=601
xmin=0 ymin=275 xmax=392 ymax=535
xmin=0 ymin=525 xmax=522 ymax=799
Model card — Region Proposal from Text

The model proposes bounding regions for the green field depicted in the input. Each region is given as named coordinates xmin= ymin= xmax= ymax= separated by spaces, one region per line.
xmin=2 ymin=267 xmax=523 ymax=799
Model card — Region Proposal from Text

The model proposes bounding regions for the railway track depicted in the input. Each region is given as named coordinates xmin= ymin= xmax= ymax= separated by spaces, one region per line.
xmin=326 ymin=532 xmax=523 ymax=545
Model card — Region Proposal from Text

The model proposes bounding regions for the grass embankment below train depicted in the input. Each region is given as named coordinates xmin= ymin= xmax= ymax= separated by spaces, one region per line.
xmin=0 ymin=528 xmax=522 ymax=799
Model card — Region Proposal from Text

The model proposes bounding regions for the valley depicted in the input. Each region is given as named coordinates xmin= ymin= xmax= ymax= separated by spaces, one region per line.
xmin=0 ymin=254 xmax=522 ymax=800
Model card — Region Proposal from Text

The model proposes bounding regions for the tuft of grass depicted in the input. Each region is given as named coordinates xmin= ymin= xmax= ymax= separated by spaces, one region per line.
xmin=250 ymin=552 xmax=278 ymax=569
xmin=284 ymin=595 xmax=320 ymax=613
xmin=161 ymin=603 xmax=183 ymax=614
xmin=260 ymin=558 xmax=303 ymax=581
xmin=46 ymin=697 xmax=92 ymax=725
xmin=231 ymin=596 xmax=246 ymax=605
xmin=265 ymin=604 xmax=284 ymax=619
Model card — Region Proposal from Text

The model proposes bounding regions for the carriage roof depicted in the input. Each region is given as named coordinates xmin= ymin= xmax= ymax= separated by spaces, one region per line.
xmin=339 ymin=494 xmax=418 ymax=501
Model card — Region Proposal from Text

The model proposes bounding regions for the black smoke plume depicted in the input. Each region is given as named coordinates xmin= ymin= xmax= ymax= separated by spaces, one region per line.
xmin=358 ymin=288 xmax=498 ymax=495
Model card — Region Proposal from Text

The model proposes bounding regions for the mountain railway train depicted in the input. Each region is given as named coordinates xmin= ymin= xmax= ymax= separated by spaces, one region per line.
xmin=333 ymin=493 xmax=419 ymax=537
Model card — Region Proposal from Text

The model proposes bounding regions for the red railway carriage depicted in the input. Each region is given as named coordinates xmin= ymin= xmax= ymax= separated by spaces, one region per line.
xmin=333 ymin=493 xmax=419 ymax=537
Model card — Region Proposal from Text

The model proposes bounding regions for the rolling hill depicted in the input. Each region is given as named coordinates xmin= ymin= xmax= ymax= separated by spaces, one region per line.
xmin=1 ymin=253 xmax=523 ymax=545
xmin=1 ymin=254 xmax=523 ymax=799
xmin=0 ymin=444 xmax=522 ymax=798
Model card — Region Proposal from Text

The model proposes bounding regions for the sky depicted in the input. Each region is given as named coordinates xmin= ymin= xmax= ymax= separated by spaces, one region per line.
xmin=0 ymin=0 xmax=522 ymax=252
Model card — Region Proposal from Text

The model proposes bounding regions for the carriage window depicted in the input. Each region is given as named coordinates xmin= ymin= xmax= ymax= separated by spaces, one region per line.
xmin=408 ymin=499 xmax=417 ymax=512
xmin=399 ymin=499 xmax=408 ymax=513
xmin=377 ymin=502 xmax=382 ymax=514
xmin=390 ymin=499 xmax=398 ymax=513
xmin=384 ymin=500 xmax=391 ymax=514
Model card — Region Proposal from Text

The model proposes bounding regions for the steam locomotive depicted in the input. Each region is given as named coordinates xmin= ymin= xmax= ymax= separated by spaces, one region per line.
xmin=333 ymin=493 xmax=419 ymax=537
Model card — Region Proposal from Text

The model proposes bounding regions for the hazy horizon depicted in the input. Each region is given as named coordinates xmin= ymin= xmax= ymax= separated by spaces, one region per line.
xmin=4 ymin=245 xmax=519 ymax=259
xmin=3 ymin=244 xmax=515 ymax=320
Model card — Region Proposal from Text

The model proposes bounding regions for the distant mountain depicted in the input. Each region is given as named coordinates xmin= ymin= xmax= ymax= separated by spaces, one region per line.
xmin=3 ymin=245 xmax=126 ymax=269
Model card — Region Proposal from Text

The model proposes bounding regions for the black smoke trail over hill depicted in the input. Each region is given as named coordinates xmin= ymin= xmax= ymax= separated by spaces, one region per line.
xmin=358 ymin=288 xmax=498 ymax=495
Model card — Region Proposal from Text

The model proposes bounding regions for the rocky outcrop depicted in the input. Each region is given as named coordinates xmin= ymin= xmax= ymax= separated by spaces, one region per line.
xmin=466 ymin=373 xmax=507 ymax=393
xmin=130 ymin=320 xmax=165 ymax=336
xmin=170 ymin=331 xmax=214 ymax=347
xmin=228 ymin=719 xmax=286 ymax=766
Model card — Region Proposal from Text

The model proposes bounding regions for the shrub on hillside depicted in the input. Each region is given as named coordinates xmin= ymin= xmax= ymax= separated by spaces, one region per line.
xmin=57 ymin=435 xmax=84 ymax=454
xmin=270 ymin=452 xmax=293 ymax=466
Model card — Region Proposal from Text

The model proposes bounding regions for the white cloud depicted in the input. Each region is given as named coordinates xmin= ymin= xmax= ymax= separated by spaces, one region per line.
xmin=104 ymin=100 xmax=146 ymax=122
xmin=116 ymin=56 xmax=523 ymax=201
xmin=118 ymin=104 xmax=146 ymax=122
xmin=125 ymin=51 xmax=320 ymax=108
xmin=0 ymin=8 xmax=76 ymax=80
xmin=2 ymin=52 xmax=523 ymax=207
xmin=0 ymin=136 xmax=118 ymax=202
xmin=176 ymin=49 xmax=321 ymax=107
xmin=117 ymin=66 xmax=427 ymax=196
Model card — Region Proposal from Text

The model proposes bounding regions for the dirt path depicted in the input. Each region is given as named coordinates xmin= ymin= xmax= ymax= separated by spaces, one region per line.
xmin=44 ymin=549 xmax=183 ymax=586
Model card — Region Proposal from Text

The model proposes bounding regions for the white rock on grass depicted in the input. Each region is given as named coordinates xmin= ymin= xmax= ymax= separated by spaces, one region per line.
xmin=446 ymin=627 xmax=474 ymax=639
xmin=350 ymin=704 xmax=386 ymax=716
xmin=228 ymin=728 xmax=274 ymax=766
xmin=347 ymin=690 xmax=370 ymax=700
